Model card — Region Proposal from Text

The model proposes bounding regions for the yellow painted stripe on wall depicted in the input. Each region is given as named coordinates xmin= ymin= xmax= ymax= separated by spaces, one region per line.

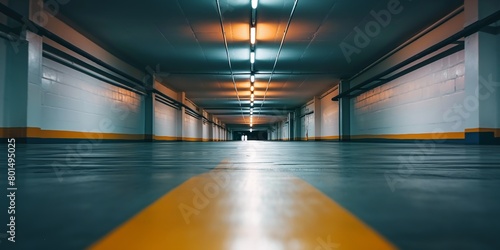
xmin=317 ymin=135 xmax=340 ymax=140
xmin=0 ymin=127 xmax=144 ymax=140
xmin=154 ymin=136 xmax=216 ymax=142
xmin=1 ymin=128 xmax=218 ymax=141
xmin=154 ymin=135 xmax=179 ymax=141
xmin=351 ymin=132 xmax=465 ymax=140
xmin=89 ymin=161 xmax=396 ymax=250
xmin=182 ymin=137 xmax=203 ymax=142
xmin=0 ymin=127 xmax=29 ymax=138
xmin=465 ymin=128 xmax=500 ymax=137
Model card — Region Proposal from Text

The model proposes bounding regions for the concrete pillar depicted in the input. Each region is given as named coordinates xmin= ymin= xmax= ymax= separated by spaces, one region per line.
xmin=0 ymin=0 xmax=43 ymax=142
xmin=288 ymin=112 xmax=293 ymax=141
xmin=294 ymin=108 xmax=301 ymax=140
xmin=314 ymin=96 xmax=321 ymax=141
xmin=198 ymin=109 xmax=204 ymax=141
xmin=176 ymin=92 xmax=185 ymax=141
xmin=339 ymin=80 xmax=351 ymax=141
xmin=144 ymin=76 xmax=155 ymax=141
xmin=208 ymin=114 xmax=214 ymax=141
xmin=464 ymin=0 xmax=500 ymax=144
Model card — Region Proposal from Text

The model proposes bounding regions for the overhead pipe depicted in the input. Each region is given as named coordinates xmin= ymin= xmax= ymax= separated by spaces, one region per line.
xmin=332 ymin=9 xmax=500 ymax=101
xmin=43 ymin=44 xmax=146 ymax=94
xmin=347 ymin=6 xmax=464 ymax=82
xmin=153 ymin=89 xmax=226 ymax=130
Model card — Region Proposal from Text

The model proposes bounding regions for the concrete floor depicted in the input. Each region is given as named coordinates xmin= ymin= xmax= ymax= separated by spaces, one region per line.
xmin=1 ymin=141 xmax=499 ymax=249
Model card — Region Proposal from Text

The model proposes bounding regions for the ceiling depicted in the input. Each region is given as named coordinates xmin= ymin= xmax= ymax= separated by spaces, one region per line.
xmin=55 ymin=0 xmax=463 ymax=130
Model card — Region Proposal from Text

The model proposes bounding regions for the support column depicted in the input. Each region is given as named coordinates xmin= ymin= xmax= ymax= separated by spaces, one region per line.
xmin=208 ymin=114 xmax=214 ymax=141
xmin=198 ymin=109 xmax=204 ymax=142
xmin=176 ymin=92 xmax=185 ymax=141
xmin=464 ymin=0 xmax=500 ymax=144
xmin=314 ymin=96 xmax=321 ymax=141
xmin=339 ymin=80 xmax=351 ymax=141
xmin=0 ymin=0 xmax=43 ymax=142
xmin=294 ymin=108 xmax=301 ymax=140
xmin=144 ymin=76 xmax=155 ymax=141
xmin=25 ymin=0 xmax=45 ymax=141
xmin=288 ymin=112 xmax=293 ymax=141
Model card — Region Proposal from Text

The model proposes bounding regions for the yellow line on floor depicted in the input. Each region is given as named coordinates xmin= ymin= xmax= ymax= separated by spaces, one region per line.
xmin=89 ymin=160 xmax=396 ymax=250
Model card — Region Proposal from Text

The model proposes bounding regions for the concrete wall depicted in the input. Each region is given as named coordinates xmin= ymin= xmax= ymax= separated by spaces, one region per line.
xmin=184 ymin=113 xmax=198 ymax=140
xmin=269 ymin=119 xmax=289 ymax=141
xmin=291 ymin=89 xmax=339 ymax=141
xmin=41 ymin=58 xmax=145 ymax=137
xmin=320 ymin=87 xmax=340 ymax=140
xmin=154 ymin=101 xmax=177 ymax=140
xmin=300 ymin=102 xmax=315 ymax=140
xmin=351 ymin=51 xmax=466 ymax=139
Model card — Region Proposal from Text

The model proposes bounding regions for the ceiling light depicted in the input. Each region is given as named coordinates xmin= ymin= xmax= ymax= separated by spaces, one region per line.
xmin=250 ymin=27 xmax=256 ymax=44
xmin=250 ymin=95 xmax=254 ymax=101
xmin=250 ymin=85 xmax=254 ymax=91
xmin=251 ymin=108 xmax=254 ymax=112
xmin=250 ymin=128 xmax=253 ymax=132
xmin=250 ymin=110 xmax=253 ymax=114
xmin=251 ymin=101 xmax=254 ymax=107
xmin=250 ymin=51 xmax=255 ymax=64
xmin=250 ymin=74 xmax=255 ymax=83
xmin=252 ymin=0 xmax=258 ymax=9
xmin=250 ymin=123 xmax=253 ymax=127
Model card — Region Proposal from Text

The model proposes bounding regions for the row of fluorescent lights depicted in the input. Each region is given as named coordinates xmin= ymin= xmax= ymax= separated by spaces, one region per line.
xmin=249 ymin=0 xmax=258 ymax=132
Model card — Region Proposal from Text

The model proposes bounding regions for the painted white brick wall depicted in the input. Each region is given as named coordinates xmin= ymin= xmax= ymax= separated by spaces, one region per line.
xmin=184 ymin=114 xmax=198 ymax=139
xmin=320 ymin=88 xmax=339 ymax=138
xmin=300 ymin=102 xmax=315 ymax=139
xmin=351 ymin=51 xmax=466 ymax=136
xmin=41 ymin=58 xmax=145 ymax=135
xmin=154 ymin=101 xmax=177 ymax=137
xmin=282 ymin=122 xmax=288 ymax=140
xmin=202 ymin=111 xmax=209 ymax=140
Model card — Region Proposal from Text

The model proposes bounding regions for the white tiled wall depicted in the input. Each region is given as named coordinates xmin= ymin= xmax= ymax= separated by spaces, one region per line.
xmin=41 ymin=58 xmax=145 ymax=135
xmin=351 ymin=51 xmax=466 ymax=136
xmin=184 ymin=114 xmax=198 ymax=139
xmin=320 ymin=88 xmax=339 ymax=138
xmin=154 ymin=101 xmax=177 ymax=138
xmin=300 ymin=102 xmax=315 ymax=139
xmin=202 ymin=111 xmax=209 ymax=140
xmin=27 ymin=32 xmax=43 ymax=128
